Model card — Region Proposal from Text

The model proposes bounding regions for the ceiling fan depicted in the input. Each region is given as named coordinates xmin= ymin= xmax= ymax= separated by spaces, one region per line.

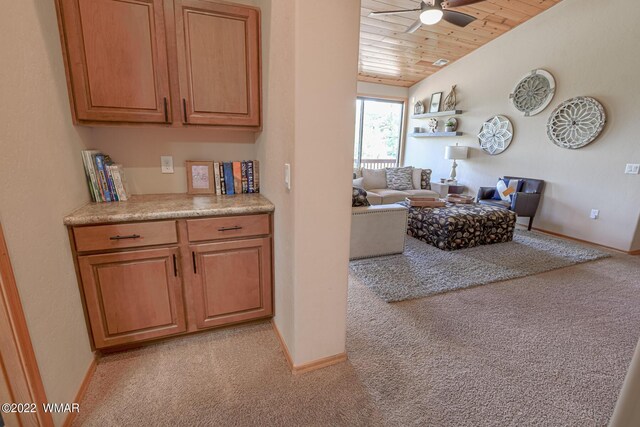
xmin=369 ymin=0 xmax=485 ymax=33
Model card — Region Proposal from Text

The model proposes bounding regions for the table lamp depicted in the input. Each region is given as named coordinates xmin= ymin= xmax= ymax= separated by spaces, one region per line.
xmin=444 ymin=144 xmax=468 ymax=182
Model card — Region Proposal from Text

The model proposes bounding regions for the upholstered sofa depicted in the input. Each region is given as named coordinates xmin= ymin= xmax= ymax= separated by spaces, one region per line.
xmin=354 ymin=167 xmax=440 ymax=205
xmin=350 ymin=204 xmax=408 ymax=259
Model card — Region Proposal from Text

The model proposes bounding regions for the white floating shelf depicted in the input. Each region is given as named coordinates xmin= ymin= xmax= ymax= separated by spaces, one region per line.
xmin=411 ymin=110 xmax=462 ymax=119
xmin=410 ymin=132 xmax=463 ymax=138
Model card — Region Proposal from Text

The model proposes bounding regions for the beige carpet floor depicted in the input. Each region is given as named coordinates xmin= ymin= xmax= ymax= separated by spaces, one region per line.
xmin=74 ymin=252 xmax=640 ymax=426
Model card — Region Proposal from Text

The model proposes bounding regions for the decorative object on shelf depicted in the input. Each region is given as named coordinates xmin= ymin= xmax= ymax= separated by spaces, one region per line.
xmin=546 ymin=96 xmax=606 ymax=149
xmin=414 ymin=100 xmax=425 ymax=115
xmin=426 ymin=118 xmax=438 ymax=133
xmin=186 ymin=161 xmax=215 ymax=195
xmin=443 ymin=85 xmax=457 ymax=111
xmin=413 ymin=126 xmax=425 ymax=133
xmin=444 ymin=143 xmax=468 ymax=182
xmin=445 ymin=117 xmax=458 ymax=132
xmin=478 ymin=115 xmax=514 ymax=155
xmin=510 ymin=69 xmax=556 ymax=116
xmin=429 ymin=92 xmax=443 ymax=113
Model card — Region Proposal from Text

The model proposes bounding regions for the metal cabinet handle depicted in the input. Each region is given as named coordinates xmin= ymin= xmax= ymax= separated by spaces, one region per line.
xmin=192 ymin=251 xmax=197 ymax=274
xmin=109 ymin=234 xmax=141 ymax=240
xmin=182 ymin=98 xmax=188 ymax=123
xmin=163 ymin=97 xmax=168 ymax=123
xmin=217 ymin=226 xmax=243 ymax=232
xmin=173 ymin=254 xmax=178 ymax=277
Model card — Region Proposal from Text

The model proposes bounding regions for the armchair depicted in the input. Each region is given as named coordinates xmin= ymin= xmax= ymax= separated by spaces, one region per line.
xmin=477 ymin=176 xmax=545 ymax=230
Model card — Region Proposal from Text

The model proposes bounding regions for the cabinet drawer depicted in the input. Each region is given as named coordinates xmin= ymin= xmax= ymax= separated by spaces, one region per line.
xmin=74 ymin=221 xmax=177 ymax=252
xmin=187 ymin=214 xmax=270 ymax=242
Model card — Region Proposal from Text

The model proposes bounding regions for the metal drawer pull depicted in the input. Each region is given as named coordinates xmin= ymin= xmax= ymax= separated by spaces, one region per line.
xmin=109 ymin=234 xmax=141 ymax=240
xmin=217 ymin=226 xmax=243 ymax=232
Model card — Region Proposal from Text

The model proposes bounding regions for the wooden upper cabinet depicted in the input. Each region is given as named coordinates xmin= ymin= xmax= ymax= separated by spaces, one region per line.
xmin=58 ymin=0 xmax=172 ymax=124
xmin=173 ymin=0 xmax=261 ymax=127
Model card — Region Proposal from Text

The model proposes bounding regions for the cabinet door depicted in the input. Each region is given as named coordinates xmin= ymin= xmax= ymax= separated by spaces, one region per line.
xmin=60 ymin=0 xmax=171 ymax=123
xmin=78 ymin=248 xmax=186 ymax=348
xmin=191 ymin=237 xmax=272 ymax=329
xmin=174 ymin=0 xmax=261 ymax=127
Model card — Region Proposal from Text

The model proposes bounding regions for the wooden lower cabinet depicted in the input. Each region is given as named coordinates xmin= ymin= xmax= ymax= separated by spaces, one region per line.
xmin=191 ymin=237 xmax=272 ymax=329
xmin=78 ymin=247 xmax=186 ymax=349
xmin=69 ymin=213 xmax=274 ymax=351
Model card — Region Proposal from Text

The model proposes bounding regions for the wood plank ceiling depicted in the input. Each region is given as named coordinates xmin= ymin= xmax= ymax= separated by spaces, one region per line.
xmin=359 ymin=0 xmax=562 ymax=87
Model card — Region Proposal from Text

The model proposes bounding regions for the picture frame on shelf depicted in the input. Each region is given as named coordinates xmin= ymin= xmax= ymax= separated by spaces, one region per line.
xmin=186 ymin=160 xmax=215 ymax=194
xmin=429 ymin=92 xmax=443 ymax=113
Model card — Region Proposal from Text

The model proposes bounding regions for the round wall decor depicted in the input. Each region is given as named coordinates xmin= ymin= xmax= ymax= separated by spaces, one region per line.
xmin=510 ymin=69 xmax=556 ymax=116
xmin=546 ymin=96 xmax=606 ymax=149
xmin=478 ymin=115 xmax=514 ymax=155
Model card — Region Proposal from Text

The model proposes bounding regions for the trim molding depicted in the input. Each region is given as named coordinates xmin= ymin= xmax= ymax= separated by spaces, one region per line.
xmin=529 ymin=226 xmax=637 ymax=255
xmin=63 ymin=356 xmax=97 ymax=427
xmin=271 ymin=320 xmax=347 ymax=375
xmin=0 ymin=223 xmax=54 ymax=426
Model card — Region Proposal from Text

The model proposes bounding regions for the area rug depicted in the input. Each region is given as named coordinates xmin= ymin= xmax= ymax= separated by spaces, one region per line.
xmin=349 ymin=230 xmax=611 ymax=302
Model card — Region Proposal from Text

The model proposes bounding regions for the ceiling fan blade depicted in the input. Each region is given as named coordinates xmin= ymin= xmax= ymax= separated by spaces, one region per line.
xmin=369 ymin=8 xmax=421 ymax=16
xmin=442 ymin=10 xmax=476 ymax=27
xmin=405 ymin=18 xmax=423 ymax=33
xmin=442 ymin=0 xmax=485 ymax=7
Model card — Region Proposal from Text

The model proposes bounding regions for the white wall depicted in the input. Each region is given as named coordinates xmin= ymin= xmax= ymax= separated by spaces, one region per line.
xmin=404 ymin=0 xmax=640 ymax=251
xmin=357 ymin=81 xmax=408 ymax=99
xmin=256 ymin=0 xmax=361 ymax=366
xmin=0 ymin=1 xmax=95 ymax=425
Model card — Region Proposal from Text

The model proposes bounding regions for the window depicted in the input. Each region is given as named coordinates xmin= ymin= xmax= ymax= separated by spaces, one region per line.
xmin=353 ymin=97 xmax=405 ymax=170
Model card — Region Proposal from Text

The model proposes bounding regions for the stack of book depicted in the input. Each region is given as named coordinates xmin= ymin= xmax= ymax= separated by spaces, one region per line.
xmin=213 ymin=161 xmax=260 ymax=195
xmin=80 ymin=150 xmax=129 ymax=203
xmin=405 ymin=197 xmax=446 ymax=208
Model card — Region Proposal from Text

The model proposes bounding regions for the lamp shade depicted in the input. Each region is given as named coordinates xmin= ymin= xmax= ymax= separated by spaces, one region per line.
xmin=445 ymin=145 xmax=468 ymax=160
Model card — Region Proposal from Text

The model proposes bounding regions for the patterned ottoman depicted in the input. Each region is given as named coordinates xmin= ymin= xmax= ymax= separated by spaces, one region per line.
xmin=403 ymin=203 xmax=516 ymax=251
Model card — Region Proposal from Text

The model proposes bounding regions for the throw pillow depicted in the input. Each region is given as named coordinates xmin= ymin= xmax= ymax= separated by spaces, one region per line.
xmin=421 ymin=169 xmax=432 ymax=190
xmin=361 ymin=168 xmax=387 ymax=190
xmin=494 ymin=178 xmax=521 ymax=201
xmin=353 ymin=177 xmax=364 ymax=189
xmin=352 ymin=187 xmax=370 ymax=207
xmin=412 ymin=168 xmax=423 ymax=189
xmin=386 ymin=167 xmax=414 ymax=190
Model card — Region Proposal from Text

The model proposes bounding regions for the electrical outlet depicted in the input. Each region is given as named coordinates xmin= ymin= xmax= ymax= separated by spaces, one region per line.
xmin=161 ymin=156 xmax=174 ymax=174
xmin=625 ymin=163 xmax=640 ymax=174
xmin=590 ymin=209 xmax=599 ymax=220
xmin=284 ymin=163 xmax=291 ymax=190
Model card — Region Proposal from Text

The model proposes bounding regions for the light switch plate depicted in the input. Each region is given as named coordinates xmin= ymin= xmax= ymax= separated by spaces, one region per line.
xmin=590 ymin=209 xmax=599 ymax=219
xmin=161 ymin=156 xmax=174 ymax=174
xmin=284 ymin=163 xmax=291 ymax=190
xmin=625 ymin=163 xmax=640 ymax=174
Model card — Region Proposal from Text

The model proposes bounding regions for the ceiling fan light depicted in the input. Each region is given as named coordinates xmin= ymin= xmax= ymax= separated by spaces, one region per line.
xmin=420 ymin=9 xmax=443 ymax=25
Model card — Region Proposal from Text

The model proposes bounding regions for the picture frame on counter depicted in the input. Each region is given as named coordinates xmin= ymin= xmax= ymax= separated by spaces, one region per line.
xmin=429 ymin=92 xmax=443 ymax=113
xmin=186 ymin=161 xmax=215 ymax=195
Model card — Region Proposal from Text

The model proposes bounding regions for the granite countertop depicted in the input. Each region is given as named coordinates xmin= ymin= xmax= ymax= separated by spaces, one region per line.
xmin=64 ymin=193 xmax=275 ymax=226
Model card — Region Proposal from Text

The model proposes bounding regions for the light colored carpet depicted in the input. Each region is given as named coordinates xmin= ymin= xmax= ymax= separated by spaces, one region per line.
xmin=74 ymin=251 xmax=640 ymax=427
xmin=350 ymin=229 xmax=611 ymax=302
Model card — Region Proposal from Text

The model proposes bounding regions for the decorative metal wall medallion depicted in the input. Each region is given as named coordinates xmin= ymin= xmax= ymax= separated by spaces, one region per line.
xmin=510 ymin=69 xmax=556 ymax=116
xmin=478 ymin=115 xmax=514 ymax=155
xmin=546 ymin=96 xmax=606 ymax=149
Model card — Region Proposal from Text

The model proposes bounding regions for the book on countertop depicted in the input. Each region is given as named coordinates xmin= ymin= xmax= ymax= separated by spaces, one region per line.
xmin=81 ymin=151 xmax=98 ymax=202
xmin=94 ymin=154 xmax=113 ymax=202
xmin=213 ymin=162 xmax=222 ymax=196
xmin=247 ymin=161 xmax=254 ymax=193
xmin=241 ymin=161 xmax=248 ymax=193
xmin=219 ymin=163 xmax=226 ymax=195
xmin=253 ymin=160 xmax=260 ymax=193
xmin=223 ymin=162 xmax=235 ymax=195
xmin=232 ymin=161 xmax=242 ymax=194
xmin=104 ymin=155 xmax=118 ymax=201
xmin=109 ymin=164 xmax=128 ymax=201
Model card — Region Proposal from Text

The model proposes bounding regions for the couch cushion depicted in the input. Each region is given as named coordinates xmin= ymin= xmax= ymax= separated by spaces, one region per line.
xmin=386 ymin=167 xmax=414 ymax=190
xmin=479 ymin=199 xmax=511 ymax=209
xmin=362 ymin=168 xmax=386 ymax=190
xmin=421 ymin=170 xmax=432 ymax=190
xmin=369 ymin=188 xmax=411 ymax=204
xmin=365 ymin=191 xmax=383 ymax=205
xmin=404 ymin=189 xmax=440 ymax=199
xmin=352 ymin=177 xmax=364 ymax=189
xmin=412 ymin=168 xmax=423 ymax=189
xmin=352 ymin=187 xmax=370 ymax=207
